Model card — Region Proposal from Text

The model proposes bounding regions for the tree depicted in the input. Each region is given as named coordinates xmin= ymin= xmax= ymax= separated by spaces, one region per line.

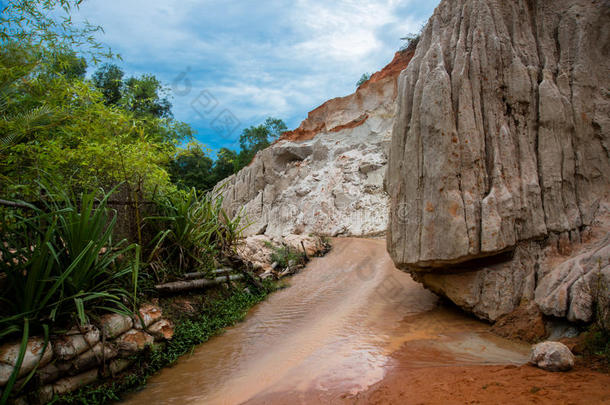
xmin=212 ymin=148 xmax=237 ymax=183
xmin=47 ymin=49 xmax=87 ymax=80
xmin=123 ymin=74 xmax=172 ymax=119
xmin=92 ymin=63 xmax=124 ymax=106
xmin=236 ymin=117 xmax=287 ymax=171
xmin=168 ymin=142 xmax=215 ymax=191
xmin=0 ymin=0 xmax=116 ymax=63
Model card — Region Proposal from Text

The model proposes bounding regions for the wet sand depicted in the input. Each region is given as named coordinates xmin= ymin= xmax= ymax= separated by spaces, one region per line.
xmin=122 ymin=238 xmax=608 ymax=405
xmin=248 ymin=346 xmax=610 ymax=405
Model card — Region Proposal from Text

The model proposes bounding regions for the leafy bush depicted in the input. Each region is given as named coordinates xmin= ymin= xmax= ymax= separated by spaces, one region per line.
xmin=356 ymin=73 xmax=371 ymax=87
xmin=0 ymin=184 xmax=140 ymax=402
xmin=270 ymin=245 xmax=307 ymax=269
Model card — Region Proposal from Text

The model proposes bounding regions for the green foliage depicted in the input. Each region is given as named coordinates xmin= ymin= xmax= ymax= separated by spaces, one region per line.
xmin=168 ymin=117 xmax=287 ymax=193
xmin=168 ymin=142 xmax=215 ymax=191
xmin=356 ymin=72 xmax=370 ymax=87
xmin=0 ymin=0 xmax=117 ymax=63
xmin=145 ymin=188 xmax=248 ymax=282
xmin=0 ymin=43 xmax=191 ymax=200
xmin=214 ymin=147 xmax=238 ymax=182
xmin=270 ymin=245 xmax=307 ymax=269
xmin=584 ymin=327 xmax=610 ymax=365
xmin=54 ymin=282 xmax=277 ymax=404
xmin=0 ymin=185 xmax=140 ymax=402
xmin=123 ymin=74 xmax=172 ymax=119
xmin=235 ymin=117 xmax=287 ymax=171
xmin=583 ymin=262 xmax=610 ymax=368
xmin=92 ymin=63 xmax=124 ymax=106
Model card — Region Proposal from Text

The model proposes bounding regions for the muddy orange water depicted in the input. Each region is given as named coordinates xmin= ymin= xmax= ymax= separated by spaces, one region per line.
xmin=122 ymin=238 xmax=529 ymax=405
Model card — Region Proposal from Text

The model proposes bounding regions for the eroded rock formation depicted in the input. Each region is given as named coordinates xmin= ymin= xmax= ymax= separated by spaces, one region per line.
xmin=387 ymin=0 xmax=610 ymax=321
xmin=215 ymin=51 xmax=413 ymax=238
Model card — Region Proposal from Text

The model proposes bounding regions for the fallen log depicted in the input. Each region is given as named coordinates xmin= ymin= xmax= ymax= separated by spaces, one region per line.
xmin=155 ymin=274 xmax=244 ymax=293
xmin=183 ymin=268 xmax=232 ymax=280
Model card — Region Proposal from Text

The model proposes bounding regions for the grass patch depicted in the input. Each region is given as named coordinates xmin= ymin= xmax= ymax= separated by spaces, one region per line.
xmin=49 ymin=281 xmax=278 ymax=404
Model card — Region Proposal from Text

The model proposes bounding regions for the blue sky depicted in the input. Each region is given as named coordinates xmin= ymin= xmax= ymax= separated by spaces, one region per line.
xmin=70 ymin=0 xmax=440 ymax=152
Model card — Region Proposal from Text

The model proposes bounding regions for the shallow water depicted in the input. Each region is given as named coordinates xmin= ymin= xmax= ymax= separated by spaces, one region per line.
xmin=122 ymin=238 xmax=529 ymax=405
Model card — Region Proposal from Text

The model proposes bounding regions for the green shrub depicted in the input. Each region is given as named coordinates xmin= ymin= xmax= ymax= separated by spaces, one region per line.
xmin=0 ymin=184 xmax=140 ymax=403
xmin=270 ymin=245 xmax=306 ymax=269
xmin=144 ymin=188 xmax=248 ymax=283
xmin=356 ymin=73 xmax=371 ymax=87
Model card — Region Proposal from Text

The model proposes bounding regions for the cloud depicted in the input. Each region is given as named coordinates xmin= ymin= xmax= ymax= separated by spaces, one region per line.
xmin=72 ymin=0 xmax=439 ymax=150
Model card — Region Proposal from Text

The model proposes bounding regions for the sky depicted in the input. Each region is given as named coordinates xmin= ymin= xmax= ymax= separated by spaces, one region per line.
xmin=69 ymin=0 xmax=440 ymax=152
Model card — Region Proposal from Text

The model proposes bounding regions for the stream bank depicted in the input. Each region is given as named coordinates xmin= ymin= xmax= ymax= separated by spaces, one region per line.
xmin=121 ymin=238 xmax=553 ymax=405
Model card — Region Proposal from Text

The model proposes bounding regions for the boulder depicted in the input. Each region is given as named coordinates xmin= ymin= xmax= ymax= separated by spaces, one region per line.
xmin=0 ymin=338 xmax=53 ymax=386
xmin=386 ymin=0 xmax=610 ymax=321
xmin=530 ymin=341 xmax=575 ymax=372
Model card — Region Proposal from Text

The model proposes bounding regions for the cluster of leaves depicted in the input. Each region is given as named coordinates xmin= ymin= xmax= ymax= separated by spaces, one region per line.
xmin=0 ymin=0 xmax=117 ymax=63
xmin=0 ymin=185 xmax=140 ymax=403
xmin=168 ymin=117 xmax=287 ymax=192
xmin=52 ymin=282 xmax=277 ymax=405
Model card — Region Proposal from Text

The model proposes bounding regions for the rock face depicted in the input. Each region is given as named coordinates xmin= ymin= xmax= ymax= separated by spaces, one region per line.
xmin=386 ymin=0 xmax=610 ymax=321
xmin=215 ymin=51 xmax=413 ymax=238
xmin=530 ymin=341 xmax=575 ymax=372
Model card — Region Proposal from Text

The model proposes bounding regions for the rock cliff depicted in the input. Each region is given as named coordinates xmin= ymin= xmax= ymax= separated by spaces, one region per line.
xmin=215 ymin=51 xmax=413 ymax=238
xmin=386 ymin=0 xmax=610 ymax=321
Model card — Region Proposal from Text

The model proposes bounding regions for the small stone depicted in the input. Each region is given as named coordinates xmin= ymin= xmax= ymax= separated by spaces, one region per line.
xmin=115 ymin=330 xmax=154 ymax=357
xmin=271 ymin=261 xmax=279 ymax=269
xmin=530 ymin=341 xmax=574 ymax=371
xmin=99 ymin=313 xmax=133 ymax=339
xmin=148 ymin=320 xmax=174 ymax=341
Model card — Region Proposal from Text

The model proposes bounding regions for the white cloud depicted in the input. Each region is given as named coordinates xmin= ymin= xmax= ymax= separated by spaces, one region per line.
xmin=72 ymin=0 xmax=438 ymax=148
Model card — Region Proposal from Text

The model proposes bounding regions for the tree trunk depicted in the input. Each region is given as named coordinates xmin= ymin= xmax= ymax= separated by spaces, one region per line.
xmin=155 ymin=274 xmax=243 ymax=293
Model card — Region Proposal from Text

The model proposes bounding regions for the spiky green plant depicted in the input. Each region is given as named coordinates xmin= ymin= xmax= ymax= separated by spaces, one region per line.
xmin=0 ymin=184 xmax=140 ymax=403
xmin=145 ymin=188 xmax=248 ymax=282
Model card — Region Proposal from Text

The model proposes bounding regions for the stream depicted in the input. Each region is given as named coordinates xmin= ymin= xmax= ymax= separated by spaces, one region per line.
xmin=122 ymin=238 xmax=529 ymax=405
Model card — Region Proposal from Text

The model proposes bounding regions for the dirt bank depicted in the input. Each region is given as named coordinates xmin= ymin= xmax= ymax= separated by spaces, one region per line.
xmin=247 ymin=348 xmax=610 ymax=405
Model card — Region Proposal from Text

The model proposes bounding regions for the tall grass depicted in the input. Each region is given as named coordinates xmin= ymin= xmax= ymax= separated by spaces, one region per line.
xmin=145 ymin=188 xmax=248 ymax=283
xmin=0 ymin=185 xmax=140 ymax=403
